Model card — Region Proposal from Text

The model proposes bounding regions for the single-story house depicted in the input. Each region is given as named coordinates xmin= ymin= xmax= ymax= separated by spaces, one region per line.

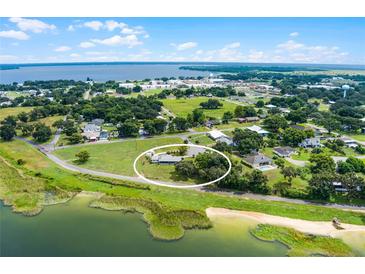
xmin=339 ymin=137 xmax=359 ymax=148
xmin=216 ymin=136 xmax=233 ymax=146
xmin=207 ymin=129 xmax=227 ymax=140
xmin=150 ymin=153 xmax=183 ymax=165
xmin=273 ymin=146 xmax=296 ymax=158
xmin=246 ymin=125 xmax=270 ymax=136
xmin=244 ymin=153 xmax=275 ymax=170
xmin=299 ymin=137 xmax=321 ymax=148
xmin=289 ymin=124 xmax=306 ymax=131
xmin=238 ymin=117 xmax=260 ymax=123
xmin=265 ymin=104 xmax=277 ymax=108
xmin=91 ymin=119 xmax=104 ymax=126
xmin=205 ymin=119 xmax=221 ymax=128
xmin=82 ymin=123 xmax=101 ymax=141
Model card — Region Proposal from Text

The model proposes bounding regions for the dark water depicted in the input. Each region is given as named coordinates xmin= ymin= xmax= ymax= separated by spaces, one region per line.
xmin=0 ymin=64 xmax=210 ymax=84
xmin=0 ymin=196 xmax=288 ymax=257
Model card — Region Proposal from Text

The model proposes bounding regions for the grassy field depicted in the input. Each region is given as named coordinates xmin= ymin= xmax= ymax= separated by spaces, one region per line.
xmin=126 ymin=88 xmax=162 ymax=98
xmin=161 ymin=97 xmax=237 ymax=119
xmin=251 ymin=224 xmax=353 ymax=256
xmin=188 ymin=134 xmax=215 ymax=146
xmin=0 ymin=106 xmax=33 ymax=122
xmin=2 ymin=139 xmax=365 ymax=242
xmin=348 ymin=134 xmax=365 ymax=142
xmin=137 ymin=156 xmax=201 ymax=184
xmin=292 ymin=147 xmax=359 ymax=161
xmin=53 ymin=137 xmax=183 ymax=176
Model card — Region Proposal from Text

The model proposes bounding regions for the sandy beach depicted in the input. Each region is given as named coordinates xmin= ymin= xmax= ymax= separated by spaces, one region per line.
xmin=206 ymin=207 xmax=365 ymax=238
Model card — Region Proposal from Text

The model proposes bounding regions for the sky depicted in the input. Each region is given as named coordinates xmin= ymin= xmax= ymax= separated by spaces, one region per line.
xmin=0 ymin=17 xmax=364 ymax=65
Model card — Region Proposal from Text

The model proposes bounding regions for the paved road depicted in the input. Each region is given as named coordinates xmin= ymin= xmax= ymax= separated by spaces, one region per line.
xmin=15 ymin=135 xmax=365 ymax=212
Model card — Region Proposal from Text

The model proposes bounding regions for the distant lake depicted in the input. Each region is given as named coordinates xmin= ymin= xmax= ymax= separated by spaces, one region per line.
xmin=0 ymin=63 xmax=210 ymax=84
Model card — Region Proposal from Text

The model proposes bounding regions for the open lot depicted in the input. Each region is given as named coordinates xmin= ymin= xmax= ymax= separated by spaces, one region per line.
xmin=0 ymin=106 xmax=34 ymax=122
xmin=161 ymin=97 xmax=237 ymax=119
xmin=53 ymin=137 xmax=183 ymax=176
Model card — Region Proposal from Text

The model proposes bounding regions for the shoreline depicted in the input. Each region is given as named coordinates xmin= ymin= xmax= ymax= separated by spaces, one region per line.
xmin=206 ymin=207 xmax=365 ymax=238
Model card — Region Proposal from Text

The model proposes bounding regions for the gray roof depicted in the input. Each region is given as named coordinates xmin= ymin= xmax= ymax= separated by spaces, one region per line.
xmin=152 ymin=153 xmax=183 ymax=163
xmin=244 ymin=153 xmax=272 ymax=165
xmin=84 ymin=123 xmax=101 ymax=132
xmin=273 ymin=146 xmax=295 ymax=156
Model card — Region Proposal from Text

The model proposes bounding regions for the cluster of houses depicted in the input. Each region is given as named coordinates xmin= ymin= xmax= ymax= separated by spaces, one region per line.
xmin=81 ymin=119 xmax=110 ymax=142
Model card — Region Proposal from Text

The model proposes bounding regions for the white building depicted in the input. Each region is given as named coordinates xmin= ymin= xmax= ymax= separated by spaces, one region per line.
xmin=246 ymin=125 xmax=269 ymax=136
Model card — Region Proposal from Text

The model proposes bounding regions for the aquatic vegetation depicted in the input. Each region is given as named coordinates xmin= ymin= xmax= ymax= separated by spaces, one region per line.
xmin=90 ymin=195 xmax=212 ymax=240
xmin=251 ymin=224 xmax=354 ymax=257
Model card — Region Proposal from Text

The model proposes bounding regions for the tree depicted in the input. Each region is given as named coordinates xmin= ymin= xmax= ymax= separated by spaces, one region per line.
xmin=337 ymin=161 xmax=355 ymax=174
xmin=263 ymin=115 xmax=288 ymax=133
xmin=132 ymin=85 xmax=142 ymax=93
xmin=52 ymin=119 xmax=65 ymax=129
xmin=19 ymin=123 xmax=34 ymax=136
xmin=273 ymin=181 xmax=292 ymax=196
xmin=200 ymin=99 xmax=223 ymax=109
xmin=234 ymin=105 xmax=257 ymax=118
xmin=175 ymin=161 xmax=197 ymax=177
xmin=17 ymin=112 xmax=28 ymax=123
xmin=233 ymin=128 xmax=263 ymax=155
xmin=32 ymin=123 xmax=52 ymax=142
xmin=68 ymin=133 xmax=83 ymax=144
xmin=345 ymin=157 xmax=365 ymax=173
xmin=0 ymin=124 xmax=16 ymax=141
xmin=1 ymin=115 xmax=17 ymax=127
xmin=256 ymin=100 xmax=265 ymax=108
xmin=287 ymin=109 xmax=307 ymax=124
xmin=280 ymin=166 xmax=297 ymax=183
xmin=281 ymin=127 xmax=307 ymax=147
xmin=171 ymin=117 xmax=189 ymax=131
xmin=213 ymin=141 xmax=232 ymax=153
xmin=118 ymin=119 xmax=139 ymax=137
xmin=309 ymin=154 xmax=336 ymax=174
xmin=75 ymin=150 xmax=90 ymax=164
xmin=322 ymin=117 xmax=340 ymax=133
xmin=192 ymin=108 xmax=205 ymax=125
xmin=222 ymin=111 xmax=233 ymax=124
xmin=246 ymin=170 xmax=270 ymax=194
xmin=274 ymin=157 xmax=285 ymax=169
xmin=339 ymin=173 xmax=365 ymax=199
xmin=308 ymin=172 xmax=335 ymax=200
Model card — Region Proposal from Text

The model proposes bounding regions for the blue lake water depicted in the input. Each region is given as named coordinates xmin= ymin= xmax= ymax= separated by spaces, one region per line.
xmin=0 ymin=64 xmax=210 ymax=84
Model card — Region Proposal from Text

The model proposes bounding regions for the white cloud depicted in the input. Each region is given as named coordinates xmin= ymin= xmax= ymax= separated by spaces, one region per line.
xmin=9 ymin=17 xmax=56 ymax=33
xmin=83 ymin=21 xmax=103 ymax=31
xmin=275 ymin=39 xmax=349 ymax=64
xmin=289 ymin=32 xmax=299 ymax=37
xmin=70 ymin=53 xmax=80 ymax=58
xmin=67 ymin=25 xmax=75 ymax=31
xmin=91 ymin=35 xmax=142 ymax=47
xmin=54 ymin=46 xmax=72 ymax=52
xmin=105 ymin=20 xmax=127 ymax=31
xmin=171 ymin=42 xmax=198 ymax=51
xmin=0 ymin=30 xmax=29 ymax=40
xmin=247 ymin=50 xmax=265 ymax=62
xmin=0 ymin=54 xmax=19 ymax=62
xmin=225 ymin=42 xmax=240 ymax=49
xmin=79 ymin=41 xmax=96 ymax=48
xmin=277 ymin=40 xmax=305 ymax=51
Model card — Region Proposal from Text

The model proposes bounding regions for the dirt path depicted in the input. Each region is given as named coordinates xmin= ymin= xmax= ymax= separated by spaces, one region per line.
xmin=206 ymin=207 xmax=365 ymax=237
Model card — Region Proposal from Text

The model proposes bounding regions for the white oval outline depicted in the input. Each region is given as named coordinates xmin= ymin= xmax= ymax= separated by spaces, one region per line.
xmin=133 ymin=143 xmax=232 ymax=189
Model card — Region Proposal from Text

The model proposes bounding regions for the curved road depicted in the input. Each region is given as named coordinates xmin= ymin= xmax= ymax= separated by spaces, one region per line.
xmin=16 ymin=134 xmax=365 ymax=212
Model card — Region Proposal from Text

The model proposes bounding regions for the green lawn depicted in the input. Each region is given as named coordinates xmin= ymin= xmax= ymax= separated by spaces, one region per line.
xmin=53 ymin=137 xmax=184 ymax=176
xmin=137 ymin=156 xmax=201 ymax=185
xmin=0 ymin=106 xmax=34 ymax=122
xmin=292 ymin=147 xmax=359 ymax=161
xmin=1 ymin=139 xmax=365 ymax=228
xmin=161 ymin=97 xmax=237 ymax=119
xmin=188 ymin=134 xmax=215 ymax=146
xmin=348 ymin=134 xmax=365 ymax=142
xmin=126 ymin=88 xmax=162 ymax=98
